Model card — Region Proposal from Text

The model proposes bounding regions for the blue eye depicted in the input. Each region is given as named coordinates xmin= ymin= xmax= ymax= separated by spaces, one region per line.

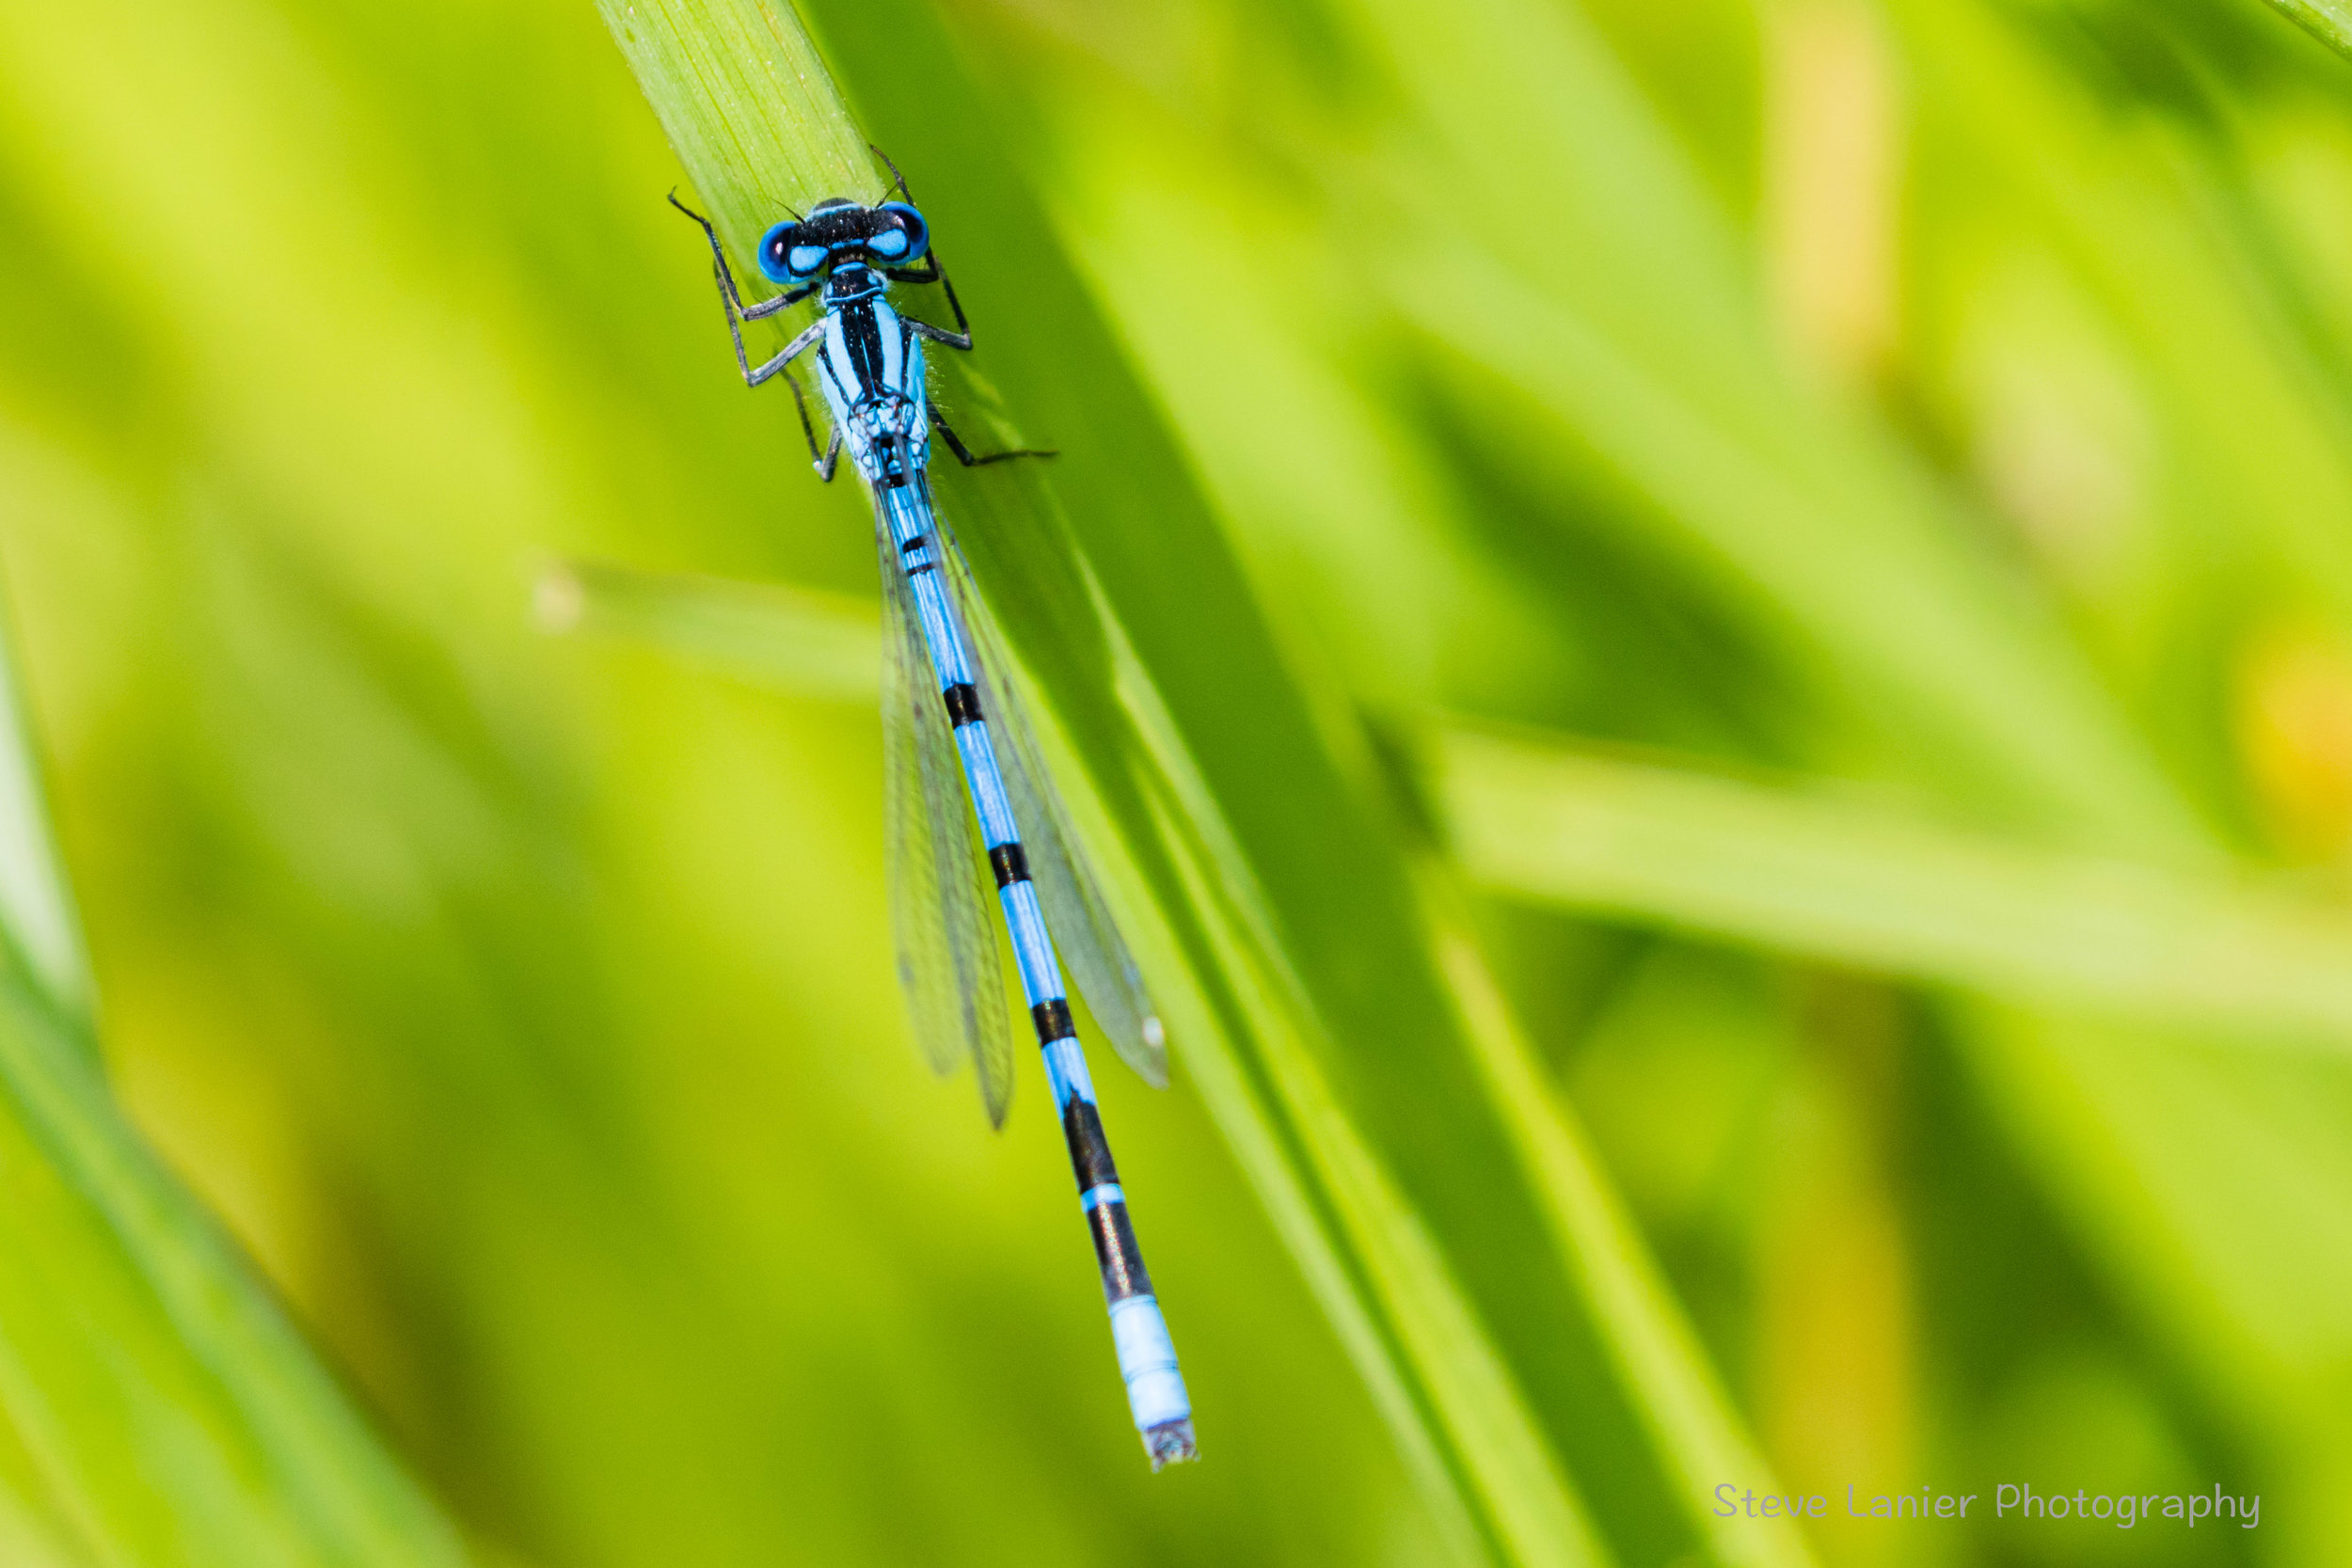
xmin=879 ymin=202 xmax=930 ymax=262
xmin=758 ymin=221 xmax=825 ymax=283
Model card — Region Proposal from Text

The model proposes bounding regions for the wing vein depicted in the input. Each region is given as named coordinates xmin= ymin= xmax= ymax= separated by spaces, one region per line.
xmin=878 ymin=515 xmax=1017 ymax=1124
xmin=936 ymin=513 xmax=1168 ymax=1087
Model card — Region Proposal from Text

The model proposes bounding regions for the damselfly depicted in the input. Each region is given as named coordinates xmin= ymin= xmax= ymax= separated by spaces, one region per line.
xmin=671 ymin=157 xmax=1197 ymax=1469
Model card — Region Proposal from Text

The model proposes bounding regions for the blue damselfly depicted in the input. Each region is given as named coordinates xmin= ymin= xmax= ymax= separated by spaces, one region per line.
xmin=672 ymin=157 xmax=1197 ymax=1469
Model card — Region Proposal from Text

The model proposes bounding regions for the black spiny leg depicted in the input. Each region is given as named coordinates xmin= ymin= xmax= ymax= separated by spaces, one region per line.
xmin=671 ymin=192 xmax=839 ymax=476
xmin=671 ymin=193 xmax=824 ymax=388
xmin=899 ymin=261 xmax=976 ymax=352
xmin=784 ymin=368 xmax=842 ymax=480
xmin=930 ymin=402 xmax=1055 ymax=467
xmin=669 ymin=191 xmax=812 ymax=322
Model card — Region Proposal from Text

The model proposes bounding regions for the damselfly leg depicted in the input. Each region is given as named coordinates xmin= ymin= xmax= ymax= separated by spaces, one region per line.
xmin=928 ymin=402 xmax=1055 ymax=468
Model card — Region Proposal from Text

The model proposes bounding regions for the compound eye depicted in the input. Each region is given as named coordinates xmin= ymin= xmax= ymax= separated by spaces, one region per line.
xmin=758 ymin=221 xmax=827 ymax=283
xmin=762 ymin=217 xmax=818 ymax=281
xmin=878 ymin=202 xmax=930 ymax=262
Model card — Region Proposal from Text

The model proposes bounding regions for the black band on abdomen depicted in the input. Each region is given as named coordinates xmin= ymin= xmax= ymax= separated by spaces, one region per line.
xmin=942 ymin=683 xmax=981 ymax=726
xmin=1062 ymin=1097 xmax=1120 ymax=1195
xmin=1086 ymin=1196 xmax=1154 ymax=1303
xmin=989 ymin=842 xmax=1029 ymax=888
xmin=1031 ymin=997 xmax=1074 ymax=1042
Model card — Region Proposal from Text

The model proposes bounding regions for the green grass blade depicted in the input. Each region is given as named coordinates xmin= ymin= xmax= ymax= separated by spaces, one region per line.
xmin=0 ymin=605 xmax=472 ymax=1562
xmin=1438 ymin=721 xmax=2352 ymax=1051
xmin=595 ymin=0 xmax=869 ymax=250
xmin=0 ymin=628 xmax=93 ymax=1037
xmin=534 ymin=557 xmax=881 ymax=700
xmin=2259 ymin=0 xmax=2352 ymax=61
xmin=0 ymin=979 xmax=473 ymax=1568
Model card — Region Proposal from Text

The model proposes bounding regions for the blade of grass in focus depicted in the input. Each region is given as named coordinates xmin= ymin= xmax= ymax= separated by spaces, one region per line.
xmin=2260 ymin=0 xmax=2352 ymax=62
xmin=586 ymin=4 xmax=1813 ymax=1560
xmin=0 ymin=596 xmax=473 ymax=1564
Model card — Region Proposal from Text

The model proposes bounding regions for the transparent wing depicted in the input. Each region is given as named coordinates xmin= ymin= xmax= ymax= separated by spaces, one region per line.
xmin=878 ymin=516 xmax=1017 ymax=1127
xmin=936 ymin=512 xmax=1168 ymax=1088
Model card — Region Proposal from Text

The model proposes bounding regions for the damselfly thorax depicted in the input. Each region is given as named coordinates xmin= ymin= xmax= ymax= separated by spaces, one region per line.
xmin=809 ymin=268 xmax=931 ymax=486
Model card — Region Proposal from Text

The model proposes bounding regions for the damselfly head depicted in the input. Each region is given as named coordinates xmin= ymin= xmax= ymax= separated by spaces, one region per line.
xmin=756 ymin=199 xmax=931 ymax=284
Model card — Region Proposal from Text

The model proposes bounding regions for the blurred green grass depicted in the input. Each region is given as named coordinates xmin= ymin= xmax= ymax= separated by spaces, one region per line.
xmin=0 ymin=0 xmax=2349 ymax=1563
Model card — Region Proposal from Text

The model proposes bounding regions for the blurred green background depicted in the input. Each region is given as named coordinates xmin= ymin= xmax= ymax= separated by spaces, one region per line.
xmin=4 ymin=0 xmax=2352 ymax=1562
